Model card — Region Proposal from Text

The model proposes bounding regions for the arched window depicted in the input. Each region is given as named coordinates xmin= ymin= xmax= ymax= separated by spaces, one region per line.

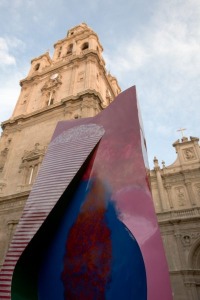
xmin=67 ymin=44 xmax=73 ymax=55
xmin=47 ymin=91 xmax=55 ymax=106
xmin=35 ymin=63 xmax=40 ymax=71
xmin=18 ymin=143 xmax=45 ymax=189
xmin=190 ymin=241 xmax=200 ymax=269
xmin=26 ymin=165 xmax=34 ymax=185
xmin=81 ymin=42 xmax=89 ymax=51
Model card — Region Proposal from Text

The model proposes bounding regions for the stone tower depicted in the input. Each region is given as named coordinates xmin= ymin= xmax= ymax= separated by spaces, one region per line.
xmin=0 ymin=23 xmax=120 ymax=267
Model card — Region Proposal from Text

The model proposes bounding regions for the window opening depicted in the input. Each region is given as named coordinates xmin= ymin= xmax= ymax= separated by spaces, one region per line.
xmin=28 ymin=166 xmax=34 ymax=185
xmin=67 ymin=44 xmax=73 ymax=54
xmin=35 ymin=63 xmax=40 ymax=71
xmin=47 ymin=91 xmax=55 ymax=106
xmin=81 ymin=42 xmax=89 ymax=51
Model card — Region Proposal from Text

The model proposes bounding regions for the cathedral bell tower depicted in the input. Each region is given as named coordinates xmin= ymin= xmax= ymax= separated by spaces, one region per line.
xmin=11 ymin=23 xmax=120 ymax=120
xmin=0 ymin=23 xmax=120 ymax=200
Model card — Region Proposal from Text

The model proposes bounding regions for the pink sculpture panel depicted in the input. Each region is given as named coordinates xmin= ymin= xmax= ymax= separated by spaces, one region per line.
xmin=0 ymin=86 xmax=172 ymax=299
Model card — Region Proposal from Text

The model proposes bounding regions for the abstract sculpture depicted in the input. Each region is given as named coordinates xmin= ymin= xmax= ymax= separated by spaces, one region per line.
xmin=0 ymin=86 xmax=172 ymax=299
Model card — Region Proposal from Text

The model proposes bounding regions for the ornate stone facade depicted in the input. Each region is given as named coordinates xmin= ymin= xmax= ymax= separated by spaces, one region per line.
xmin=0 ymin=23 xmax=199 ymax=299
xmin=151 ymin=136 xmax=200 ymax=299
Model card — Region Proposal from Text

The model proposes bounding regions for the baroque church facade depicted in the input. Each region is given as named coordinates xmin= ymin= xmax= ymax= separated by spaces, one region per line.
xmin=0 ymin=23 xmax=199 ymax=299
xmin=151 ymin=136 xmax=200 ymax=299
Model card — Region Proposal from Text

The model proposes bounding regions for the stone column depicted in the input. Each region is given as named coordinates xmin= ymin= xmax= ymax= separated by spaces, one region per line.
xmin=153 ymin=157 xmax=167 ymax=211
xmin=185 ymin=181 xmax=196 ymax=206
xmin=173 ymin=222 xmax=186 ymax=269
xmin=85 ymin=58 xmax=91 ymax=89
xmin=81 ymin=96 xmax=93 ymax=118
xmin=190 ymin=283 xmax=199 ymax=300
xmin=69 ymin=63 xmax=78 ymax=95
xmin=63 ymin=101 xmax=73 ymax=119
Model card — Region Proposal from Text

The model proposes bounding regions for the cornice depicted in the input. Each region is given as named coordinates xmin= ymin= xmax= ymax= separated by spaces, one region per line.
xmin=1 ymin=90 xmax=104 ymax=132
xmin=62 ymin=89 xmax=105 ymax=109
xmin=170 ymin=269 xmax=200 ymax=276
xmin=151 ymin=167 xmax=200 ymax=182
xmin=0 ymin=191 xmax=29 ymax=212
xmin=0 ymin=190 xmax=29 ymax=201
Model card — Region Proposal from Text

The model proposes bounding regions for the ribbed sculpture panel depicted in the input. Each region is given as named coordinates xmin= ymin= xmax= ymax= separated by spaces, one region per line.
xmin=0 ymin=86 xmax=172 ymax=299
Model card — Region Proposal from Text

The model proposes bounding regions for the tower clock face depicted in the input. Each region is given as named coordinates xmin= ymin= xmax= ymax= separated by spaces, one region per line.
xmin=50 ymin=73 xmax=58 ymax=80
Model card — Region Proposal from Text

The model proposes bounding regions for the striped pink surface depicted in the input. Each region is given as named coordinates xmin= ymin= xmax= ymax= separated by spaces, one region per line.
xmin=0 ymin=124 xmax=104 ymax=300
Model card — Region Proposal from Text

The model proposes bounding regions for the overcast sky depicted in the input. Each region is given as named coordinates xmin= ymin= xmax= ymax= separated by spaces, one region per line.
xmin=0 ymin=0 xmax=199 ymax=168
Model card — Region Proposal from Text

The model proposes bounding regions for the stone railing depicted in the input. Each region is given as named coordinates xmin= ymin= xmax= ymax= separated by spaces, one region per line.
xmin=157 ymin=207 xmax=200 ymax=223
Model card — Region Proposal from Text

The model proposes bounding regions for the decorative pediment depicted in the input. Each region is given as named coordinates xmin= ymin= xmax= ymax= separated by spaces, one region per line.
xmin=18 ymin=143 xmax=46 ymax=191
xmin=21 ymin=143 xmax=46 ymax=166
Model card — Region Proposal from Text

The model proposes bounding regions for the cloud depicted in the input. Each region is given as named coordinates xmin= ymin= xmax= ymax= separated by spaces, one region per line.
xmin=0 ymin=36 xmax=25 ymax=66
xmin=6 ymin=37 xmax=26 ymax=50
xmin=105 ymin=0 xmax=200 ymax=80
xmin=104 ymin=0 xmax=200 ymax=124
xmin=0 ymin=38 xmax=16 ymax=65
xmin=156 ymin=125 xmax=174 ymax=137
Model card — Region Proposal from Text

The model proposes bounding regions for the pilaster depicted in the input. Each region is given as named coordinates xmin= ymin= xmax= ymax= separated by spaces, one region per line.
xmin=185 ymin=181 xmax=196 ymax=206
xmin=153 ymin=157 xmax=167 ymax=211
xmin=165 ymin=184 xmax=174 ymax=209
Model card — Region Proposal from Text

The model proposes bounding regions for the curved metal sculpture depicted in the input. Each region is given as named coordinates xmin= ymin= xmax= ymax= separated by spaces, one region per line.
xmin=0 ymin=86 xmax=172 ymax=299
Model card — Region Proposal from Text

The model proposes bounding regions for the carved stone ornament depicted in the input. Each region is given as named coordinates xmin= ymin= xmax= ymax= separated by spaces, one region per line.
xmin=0 ymin=179 xmax=7 ymax=193
xmin=175 ymin=187 xmax=186 ymax=206
xmin=0 ymin=148 xmax=9 ymax=172
xmin=77 ymin=71 xmax=85 ymax=82
xmin=180 ymin=232 xmax=200 ymax=247
xmin=21 ymin=93 xmax=29 ymax=105
xmin=183 ymin=147 xmax=196 ymax=161
xmin=41 ymin=74 xmax=62 ymax=92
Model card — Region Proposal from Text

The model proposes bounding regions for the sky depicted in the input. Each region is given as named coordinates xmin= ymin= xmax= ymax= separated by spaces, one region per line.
xmin=0 ymin=0 xmax=199 ymax=168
